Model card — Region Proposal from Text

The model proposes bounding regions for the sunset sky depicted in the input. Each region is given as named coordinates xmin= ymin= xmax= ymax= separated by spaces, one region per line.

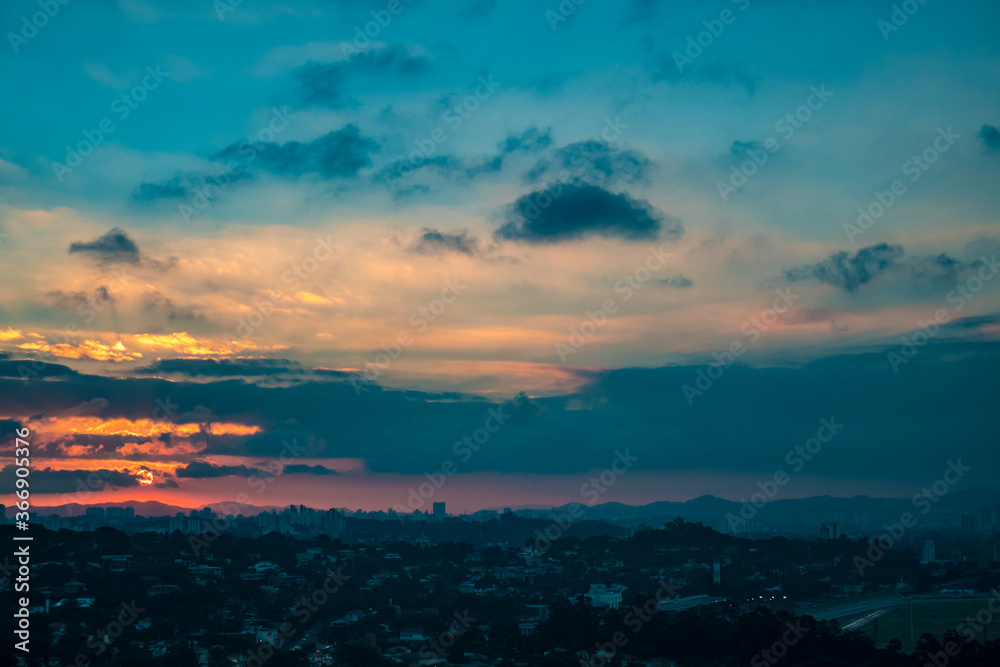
xmin=1 ymin=0 xmax=999 ymax=512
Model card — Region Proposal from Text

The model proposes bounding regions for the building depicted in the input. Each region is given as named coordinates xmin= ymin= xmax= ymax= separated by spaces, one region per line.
xmin=820 ymin=522 xmax=839 ymax=540
xmin=977 ymin=542 xmax=998 ymax=570
xmin=962 ymin=514 xmax=978 ymax=539
xmin=85 ymin=507 xmax=106 ymax=519
xmin=922 ymin=540 xmax=936 ymax=564
xmin=0 ymin=504 xmax=5 ymax=523
xmin=982 ymin=506 xmax=995 ymax=530
xmin=587 ymin=583 xmax=625 ymax=609
xmin=433 ymin=502 xmax=446 ymax=520
xmin=712 ymin=559 xmax=721 ymax=585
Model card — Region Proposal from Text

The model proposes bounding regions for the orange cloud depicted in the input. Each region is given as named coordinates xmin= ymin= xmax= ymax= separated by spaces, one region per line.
xmin=15 ymin=338 xmax=141 ymax=362
xmin=129 ymin=331 xmax=283 ymax=356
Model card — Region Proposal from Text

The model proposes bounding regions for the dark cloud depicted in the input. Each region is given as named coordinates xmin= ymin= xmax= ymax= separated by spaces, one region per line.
xmin=135 ymin=358 xmax=305 ymax=377
xmin=132 ymin=177 xmax=187 ymax=201
xmin=283 ymin=464 xmax=339 ymax=475
xmin=784 ymin=242 xmax=904 ymax=292
xmin=141 ymin=290 xmax=203 ymax=322
xmin=377 ymin=154 xmax=501 ymax=194
xmin=1 ymin=346 xmax=999 ymax=484
xmin=214 ymin=125 xmax=378 ymax=179
xmin=0 ymin=359 xmax=79 ymax=379
xmin=68 ymin=228 xmax=140 ymax=265
xmin=495 ymin=183 xmax=680 ymax=244
xmin=410 ymin=229 xmax=480 ymax=256
xmin=658 ymin=275 xmax=693 ymax=288
xmin=132 ymin=170 xmax=255 ymax=202
xmin=45 ymin=287 xmax=115 ymax=310
xmin=0 ymin=466 xmax=139 ymax=493
xmin=910 ymin=253 xmax=965 ymax=285
xmin=0 ymin=418 xmax=24 ymax=446
xmin=500 ymin=127 xmax=553 ymax=154
xmin=979 ymin=125 xmax=1000 ymax=151
xmin=175 ymin=461 xmax=262 ymax=478
xmin=295 ymin=46 xmax=432 ymax=105
xmin=526 ymin=140 xmax=653 ymax=187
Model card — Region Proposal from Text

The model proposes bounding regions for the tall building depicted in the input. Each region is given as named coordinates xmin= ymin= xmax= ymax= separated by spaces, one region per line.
xmin=982 ymin=505 xmax=994 ymax=529
xmin=85 ymin=507 xmax=106 ymax=519
xmin=820 ymin=522 xmax=839 ymax=540
xmin=922 ymin=540 xmax=935 ymax=563
xmin=0 ymin=504 xmax=5 ymax=523
xmin=712 ymin=559 xmax=721 ymax=585
xmin=962 ymin=514 xmax=978 ymax=539
xmin=433 ymin=502 xmax=446 ymax=520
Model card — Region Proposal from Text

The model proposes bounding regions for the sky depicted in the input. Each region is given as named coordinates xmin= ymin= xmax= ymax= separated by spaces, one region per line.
xmin=1 ymin=0 xmax=998 ymax=513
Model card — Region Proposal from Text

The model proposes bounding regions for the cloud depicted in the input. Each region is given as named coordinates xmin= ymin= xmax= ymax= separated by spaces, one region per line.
xmin=783 ymin=242 xmax=905 ymax=292
xmin=141 ymin=290 xmax=203 ymax=322
xmin=410 ymin=229 xmax=480 ymax=256
xmin=135 ymin=358 xmax=305 ymax=377
xmin=213 ymin=125 xmax=378 ymax=179
xmin=68 ymin=228 xmax=140 ymax=265
xmin=658 ymin=275 xmax=693 ymax=288
xmin=1 ymin=347 xmax=999 ymax=482
xmin=294 ymin=46 xmax=432 ymax=105
xmin=175 ymin=460 xmax=262 ymax=478
xmin=526 ymin=140 xmax=653 ymax=186
xmin=0 ymin=359 xmax=79 ymax=379
xmin=979 ymin=125 xmax=1000 ymax=151
xmin=500 ymin=127 xmax=553 ymax=154
xmin=495 ymin=183 xmax=681 ymax=244
xmin=133 ymin=169 xmax=257 ymax=202
xmin=283 ymin=464 xmax=339 ymax=475
xmin=0 ymin=419 xmax=24 ymax=446
xmin=0 ymin=466 xmax=139 ymax=493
